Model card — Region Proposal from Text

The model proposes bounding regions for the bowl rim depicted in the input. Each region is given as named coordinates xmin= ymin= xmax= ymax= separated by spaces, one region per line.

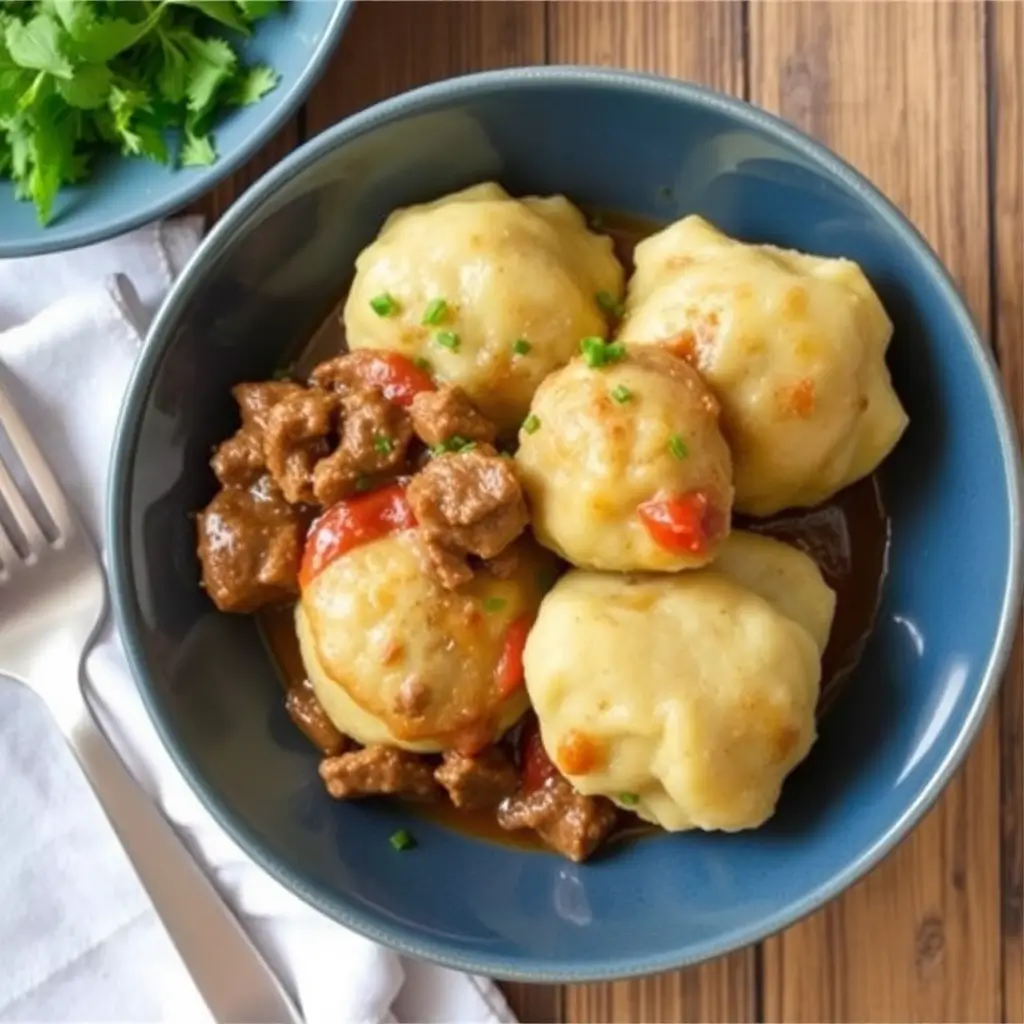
xmin=0 ymin=0 xmax=354 ymax=260
xmin=107 ymin=65 xmax=1024 ymax=983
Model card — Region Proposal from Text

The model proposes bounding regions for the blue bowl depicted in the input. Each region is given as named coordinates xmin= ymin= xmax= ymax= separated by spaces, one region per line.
xmin=108 ymin=68 xmax=1022 ymax=981
xmin=0 ymin=0 xmax=352 ymax=259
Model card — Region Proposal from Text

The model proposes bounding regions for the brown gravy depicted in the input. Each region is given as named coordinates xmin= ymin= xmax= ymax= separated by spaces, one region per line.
xmin=257 ymin=209 xmax=891 ymax=847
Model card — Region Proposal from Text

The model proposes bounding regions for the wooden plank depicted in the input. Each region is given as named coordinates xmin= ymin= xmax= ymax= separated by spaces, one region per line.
xmin=545 ymin=3 xmax=751 ymax=1020
xmin=750 ymin=3 xmax=1001 ymax=1020
xmin=185 ymin=118 xmax=301 ymax=225
xmin=305 ymin=0 xmax=546 ymax=133
xmin=991 ymin=2 xmax=1024 ymax=1021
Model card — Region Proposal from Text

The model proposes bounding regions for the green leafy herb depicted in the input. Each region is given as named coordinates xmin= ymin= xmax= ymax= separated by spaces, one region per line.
xmin=610 ymin=384 xmax=632 ymax=404
xmin=512 ymin=338 xmax=531 ymax=356
xmin=389 ymin=829 xmax=417 ymax=852
xmin=354 ymin=475 xmax=373 ymax=493
xmin=483 ymin=596 xmax=507 ymax=613
xmin=434 ymin=330 xmax=460 ymax=352
xmin=668 ymin=434 xmax=689 ymax=460
xmin=580 ymin=335 xmax=626 ymax=369
xmin=0 ymin=0 xmax=286 ymax=224
xmin=618 ymin=792 xmax=640 ymax=806
xmin=430 ymin=435 xmax=476 ymax=456
xmin=373 ymin=434 xmax=395 ymax=456
xmin=596 ymin=290 xmax=624 ymax=317
xmin=522 ymin=413 xmax=541 ymax=435
xmin=370 ymin=293 xmax=399 ymax=317
xmin=421 ymin=297 xmax=448 ymax=326
xmin=412 ymin=356 xmax=432 ymax=372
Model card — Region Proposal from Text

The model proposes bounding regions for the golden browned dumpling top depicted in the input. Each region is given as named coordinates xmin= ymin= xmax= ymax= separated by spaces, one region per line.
xmin=619 ymin=215 xmax=908 ymax=515
xmin=515 ymin=344 xmax=734 ymax=572
xmin=344 ymin=182 xmax=624 ymax=432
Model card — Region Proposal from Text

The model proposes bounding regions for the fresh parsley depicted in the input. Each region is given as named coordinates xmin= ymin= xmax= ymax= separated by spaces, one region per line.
xmin=0 ymin=0 xmax=284 ymax=224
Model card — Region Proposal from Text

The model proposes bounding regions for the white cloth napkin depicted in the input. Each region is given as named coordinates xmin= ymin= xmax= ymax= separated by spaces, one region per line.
xmin=0 ymin=222 xmax=516 ymax=1024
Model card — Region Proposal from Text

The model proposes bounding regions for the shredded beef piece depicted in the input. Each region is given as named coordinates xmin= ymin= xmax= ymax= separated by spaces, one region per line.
xmin=263 ymin=388 xmax=338 ymax=504
xmin=410 ymin=386 xmax=497 ymax=447
xmin=497 ymin=776 xmax=617 ymax=862
xmin=435 ymin=749 xmax=518 ymax=810
xmin=312 ymin=387 xmax=412 ymax=505
xmin=196 ymin=478 xmax=303 ymax=612
xmin=406 ymin=446 xmax=528 ymax=588
xmin=484 ymin=544 xmax=521 ymax=580
xmin=286 ymin=678 xmax=347 ymax=755
xmin=210 ymin=381 xmax=305 ymax=487
xmin=319 ymin=746 xmax=440 ymax=800
xmin=310 ymin=351 xmax=405 ymax=396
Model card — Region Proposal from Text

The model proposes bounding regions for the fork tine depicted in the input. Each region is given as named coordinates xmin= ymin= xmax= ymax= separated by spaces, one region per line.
xmin=0 ymin=448 xmax=47 ymax=552
xmin=0 ymin=383 xmax=69 ymax=535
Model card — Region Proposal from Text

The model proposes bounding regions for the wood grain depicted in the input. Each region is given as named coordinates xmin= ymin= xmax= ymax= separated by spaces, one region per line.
xmin=991 ymin=2 xmax=1024 ymax=1021
xmin=750 ymin=3 xmax=1001 ymax=1019
xmin=546 ymin=3 xmax=750 ymax=1019
xmin=304 ymin=0 xmax=545 ymax=133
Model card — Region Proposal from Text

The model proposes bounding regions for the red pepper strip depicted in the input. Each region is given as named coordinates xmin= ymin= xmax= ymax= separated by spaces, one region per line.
xmin=519 ymin=716 xmax=558 ymax=793
xmin=495 ymin=613 xmax=533 ymax=698
xmin=299 ymin=483 xmax=416 ymax=587
xmin=352 ymin=351 xmax=435 ymax=407
xmin=637 ymin=491 xmax=715 ymax=555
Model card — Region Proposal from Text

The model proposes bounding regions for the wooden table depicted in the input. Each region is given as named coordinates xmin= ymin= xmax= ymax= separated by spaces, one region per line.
xmin=193 ymin=2 xmax=1023 ymax=1020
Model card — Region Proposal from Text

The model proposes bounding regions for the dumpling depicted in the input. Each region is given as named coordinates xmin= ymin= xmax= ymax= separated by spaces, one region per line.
xmin=523 ymin=531 xmax=835 ymax=832
xmin=345 ymin=182 xmax=623 ymax=432
xmin=514 ymin=346 xmax=734 ymax=572
xmin=298 ymin=525 xmax=556 ymax=752
xmin=618 ymin=215 xmax=909 ymax=515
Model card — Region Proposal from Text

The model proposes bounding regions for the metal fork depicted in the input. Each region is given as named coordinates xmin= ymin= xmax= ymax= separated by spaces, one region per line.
xmin=0 ymin=381 xmax=302 ymax=1024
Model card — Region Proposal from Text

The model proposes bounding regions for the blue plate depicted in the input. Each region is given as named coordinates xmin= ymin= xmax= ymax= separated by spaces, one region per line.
xmin=108 ymin=68 xmax=1022 ymax=982
xmin=0 ymin=0 xmax=352 ymax=258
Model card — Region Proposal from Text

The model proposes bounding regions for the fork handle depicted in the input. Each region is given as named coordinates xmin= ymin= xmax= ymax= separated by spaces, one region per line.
xmin=63 ymin=708 xmax=303 ymax=1024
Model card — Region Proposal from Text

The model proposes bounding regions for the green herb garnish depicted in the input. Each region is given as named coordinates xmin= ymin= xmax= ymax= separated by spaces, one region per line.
xmin=522 ymin=414 xmax=541 ymax=435
xmin=434 ymin=330 xmax=460 ymax=352
xmin=430 ymin=435 xmax=475 ymax=456
xmin=0 ymin=1 xmax=284 ymax=225
xmin=483 ymin=596 xmax=507 ymax=613
xmin=354 ymin=476 xmax=373 ymax=493
xmin=618 ymin=792 xmax=640 ymax=806
xmin=611 ymin=385 xmax=632 ymax=404
xmin=512 ymin=338 xmax=531 ymax=356
xmin=596 ymin=291 xmax=625 ymax=317
xmin=370 ymin=293 xmax=400 ymax=317
xmin=421 ymin=298 xmax=448 ymax=326
xmin=668 ymin=434 xmax=689 ymax=460
xmin=389 ymin=829 xmax=417 ymax=851
xmin=580 ymin=336 xmax=626 ymax=368
xmin=412 ymin=356 xmax=432 ymax=372
xmin=374 ymin=434 xmax=395 ymax=455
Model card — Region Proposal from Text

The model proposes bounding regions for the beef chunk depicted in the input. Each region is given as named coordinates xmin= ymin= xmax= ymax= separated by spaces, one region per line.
xmin=435 ymin=748 xmax=518 ymax=810
xmin=286 ymin=678 xmax=347 ymax=755
xmin=263 ymin=388 xmax=338 ymax=504
xmin=312 ymin=388 xmax=412 ymax=505
xmin=211 ymin=381 xmax=305 ymax=487
xmin=497 ymin=777 xmax=617 ymax=862
xmin=196 ymin=480 xmax=303 ymax=612
xmin=310 ymin=351 xmax=387 ymax=395
xmin=406 ymin=446 xmax=528 ymax=588
xmin=410 ymin=386 xmax=496 ymax=447
xmin=319 ymin=746 xmax=440 ymax=800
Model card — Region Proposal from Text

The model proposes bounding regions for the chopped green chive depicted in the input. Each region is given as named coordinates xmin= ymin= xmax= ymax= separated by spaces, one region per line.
xmin=512 ymin=338 xmax=531 ymax=356
xmin=668 ymin=434 xmax=689 ymax=460
xmin=522 ymin=414 xmax=541 ymax=435
xmin=413 ymin=356 xmax=432 ymax=372
xmin=354 ymin=476 xmax=373 ymax=493
xmin=596 ymin=290 xmax=625 ymax=317
xmin=611 ymin=385 xmax=632 ymax=404
xmin=618 ymin=792 xmax=640 ymax=806
xmin=422 ymin=298 xmax=448 ymax=326
xmin=580 ymin=335 xmax=627 ymax=369
xmin=389 ymin=829 xmax=417 ymax=851
xmin=370 ymin=293 xmax=399 ymax=317
xmin=459 ymin=442 xmax=477 ymax=453
xmin=430 ymin=435 xmax=475 ymax=456
xmin=374 ymin=434 xmax=395 ymax=455
xmin=434 ymin=330 xmax=460 ymax=352
xmin=483 ymin=596 xmax=507 ymax=613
